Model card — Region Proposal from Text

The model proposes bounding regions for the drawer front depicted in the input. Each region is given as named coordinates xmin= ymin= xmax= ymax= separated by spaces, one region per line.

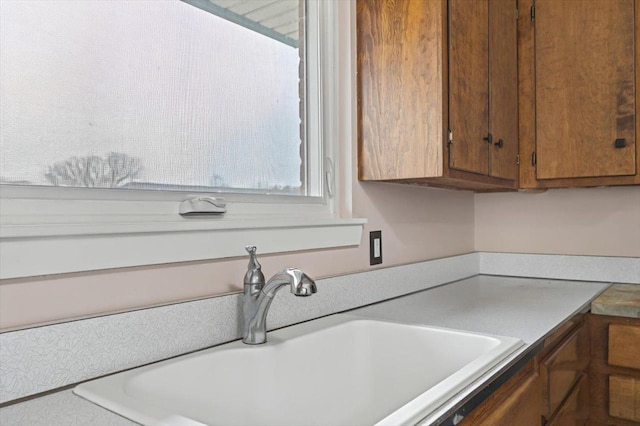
xmin=541 ymin=323 xmax=589 ymax=418
xmin=609 ymin=324 xmax=640 ymax=370
xmin=609 ymin=375 xmax=640 ymax=422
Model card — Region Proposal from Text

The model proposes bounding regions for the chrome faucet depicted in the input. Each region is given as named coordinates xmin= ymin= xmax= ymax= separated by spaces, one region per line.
xmin=242 ymin=246 xmax=317 ymax=344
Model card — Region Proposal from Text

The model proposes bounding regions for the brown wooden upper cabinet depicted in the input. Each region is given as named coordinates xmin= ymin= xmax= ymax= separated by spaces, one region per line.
xmin=519 ymin=0 xmax=640 ymax=189
xmin=358 ymin=0 xmax=519 ymax=191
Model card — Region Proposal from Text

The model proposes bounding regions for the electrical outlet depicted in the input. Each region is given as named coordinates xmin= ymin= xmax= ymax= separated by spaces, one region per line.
xmin=369 ymin=230 xmax=382 ymax=265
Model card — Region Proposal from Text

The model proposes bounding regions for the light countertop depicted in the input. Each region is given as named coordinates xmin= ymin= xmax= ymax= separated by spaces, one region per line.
xmin=349 ymin=275 xmax=610 ymax=424
xmin=0 ymin=275 xmax=610 ymax=426
xmin=350 ymin=275 xmax=608 ymax=345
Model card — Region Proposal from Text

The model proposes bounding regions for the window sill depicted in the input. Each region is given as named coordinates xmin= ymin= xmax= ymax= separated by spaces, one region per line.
xmin=0 ymin=217 xmax=366 ymax=279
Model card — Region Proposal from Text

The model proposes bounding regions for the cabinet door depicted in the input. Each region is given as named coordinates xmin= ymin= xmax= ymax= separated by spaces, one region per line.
xmin=460 ymin=359 xmax=543 ymax=426
xmin=535 ymin=0 xmax=636 ymax=180
xmin=449 ymin=0 xmax=489 ymax=175
xmin=547 ymin=374 xmax=589 ymax=426
xmin=467 ymin=369 xmax=543 ymax=425
xmin=488 ymin=0 xmax=518 ymax=180
xmin=540 ymin=322 xmax=589 ymax=419
xmin=357 ymin=0 xmax=446 ymax=181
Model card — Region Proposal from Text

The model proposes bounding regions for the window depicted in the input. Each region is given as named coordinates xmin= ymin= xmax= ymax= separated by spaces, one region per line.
xmin=0 ymin=0 xmax=364 ymax=279
xmin=1 ymin=0 xmax=317 ymax=195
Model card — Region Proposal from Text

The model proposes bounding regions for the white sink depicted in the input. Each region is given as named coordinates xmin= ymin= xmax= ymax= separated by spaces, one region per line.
xmin=74 ymin=315 xmax=522 ymax=426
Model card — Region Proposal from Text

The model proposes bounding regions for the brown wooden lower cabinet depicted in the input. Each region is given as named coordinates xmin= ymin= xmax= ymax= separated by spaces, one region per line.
xmin=459 ymin=358 xmax=543 ymax=425
xmin=609 ymin=375 xmax=640 ymax=422
xmin=588 ymin=314 xmax=640 ymax=426
xmin=457 ymin=314 xmax=640 ymax=425
xmin=460 ymin=315 xmax=589 ymax=425
xmin=541 ymin=322 xmax=589 ymax=419
xmin=608 ymin=324 xmax=640 ymax=370
xmin=548 ymin=374 xmax=589 ymax=426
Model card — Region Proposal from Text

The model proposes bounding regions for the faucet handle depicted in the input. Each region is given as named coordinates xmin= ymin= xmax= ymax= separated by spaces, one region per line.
xmin=244 ymin=245 xmax=265 ymax=286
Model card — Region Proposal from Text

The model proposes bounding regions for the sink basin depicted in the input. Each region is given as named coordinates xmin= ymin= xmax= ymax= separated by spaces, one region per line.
xmin=74 ymin=315 xmax=522 ymax=426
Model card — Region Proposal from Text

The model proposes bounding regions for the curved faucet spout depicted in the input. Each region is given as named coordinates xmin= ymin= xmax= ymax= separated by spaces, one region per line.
xmin=263 ymin=268 xmax=317 ymax=298
xmin=243 ymin=267 xmax=317 ymax=345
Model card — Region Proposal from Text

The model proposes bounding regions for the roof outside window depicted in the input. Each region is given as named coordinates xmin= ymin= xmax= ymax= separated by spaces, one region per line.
xmin=182 ymin=0 xmax=302 ymax=48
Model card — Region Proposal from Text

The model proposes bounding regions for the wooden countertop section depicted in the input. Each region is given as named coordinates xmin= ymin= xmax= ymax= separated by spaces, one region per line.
xmin=591 ymin=284 xmax=640 ymax=318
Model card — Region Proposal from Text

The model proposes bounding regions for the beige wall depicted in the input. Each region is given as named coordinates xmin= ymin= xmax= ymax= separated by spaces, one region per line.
xmin=3 ymin=183 xmax=640 ymax=331
xmin=475 ymin=186 xmax=640 ymax=257
xmin=0 ymin=182 xmax=475 ymax=331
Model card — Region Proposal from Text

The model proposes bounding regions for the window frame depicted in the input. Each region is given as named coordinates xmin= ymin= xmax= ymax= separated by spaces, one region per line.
xmin=0 ymin=0 xmax=364 ymax=279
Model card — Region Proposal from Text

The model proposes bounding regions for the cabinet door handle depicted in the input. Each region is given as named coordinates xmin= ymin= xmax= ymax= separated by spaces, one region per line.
xmin=615 ymin=138 xmax=627 ymax=148
xmin=483 ymin=133 xmax=493 ymax=144
xmin=495 ymin=139 xmax=504 ymax=148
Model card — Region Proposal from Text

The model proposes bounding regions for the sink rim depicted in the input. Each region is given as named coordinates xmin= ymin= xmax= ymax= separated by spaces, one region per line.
xmin=74 ymin=314 xmax=524 ymax=426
